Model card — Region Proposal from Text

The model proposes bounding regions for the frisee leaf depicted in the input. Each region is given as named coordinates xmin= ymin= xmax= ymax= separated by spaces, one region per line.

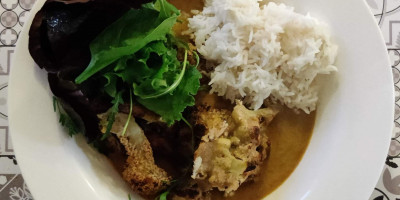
xmin=118 ymin=39 xmax=182 ymax=97
xmin=138 ymin=50 xmax=188 ymax=99
xmin=53 ymin=96 xmax=85 ymax=137
xmin=137 ymin=64 xmax=201 ymax=125
xmin=101 ymin=90 xmax=124 ymax=140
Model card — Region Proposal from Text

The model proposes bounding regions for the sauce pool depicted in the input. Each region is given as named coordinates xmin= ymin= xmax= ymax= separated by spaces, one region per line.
xmin=212 ymin=107 xmax=316 ymax=200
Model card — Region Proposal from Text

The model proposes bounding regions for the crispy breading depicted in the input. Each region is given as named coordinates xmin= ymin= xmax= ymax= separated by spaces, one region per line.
xmin=98 ymin=112 xmax=171 ymax=196
xmin=120 ymin=134 xmax=171 ymax=196
xmin=191 ymin=101 xmax=278 ymax=196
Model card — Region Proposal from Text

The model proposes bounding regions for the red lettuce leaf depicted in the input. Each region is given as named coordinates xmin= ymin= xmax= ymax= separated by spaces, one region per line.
xmin=28 ymin=0 xmax=150 ymax=142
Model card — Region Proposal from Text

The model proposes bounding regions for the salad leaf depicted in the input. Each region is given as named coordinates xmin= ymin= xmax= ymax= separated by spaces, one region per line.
xmin=75 ymin=0 xmax=180 ymax=83
xmin=28 ymin=0 xmax=147 ymax=73
xmin=53 ymin=96 xmax=85 ymax=137
xmin=114 ymin=41 xmax=170 ymax=86
xmin=103 ymin=72 xmax=118 ymax=97
xmin=135 ymin=49 xmax=187 ymax=99
xmin=137 ymin=65 xmax=201 ymax=125
xmin=74 ymin=0 xmax=201 ymax=127
xmin=48 ymin=72 xmax=111 ymax=142
xmin=112 ymin=42 xmax=200 ymax=125
xmin=154 ymin=0 xmax=179 ymax=20
xmin=115 ymin=40 xmax=183 ymax=99
xmin=158 ymin=190 xmax=169 ymax=200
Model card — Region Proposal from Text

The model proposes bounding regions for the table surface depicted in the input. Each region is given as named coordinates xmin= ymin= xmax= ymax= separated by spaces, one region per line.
xmin=0 ymin=0 xmax=399 ymax=199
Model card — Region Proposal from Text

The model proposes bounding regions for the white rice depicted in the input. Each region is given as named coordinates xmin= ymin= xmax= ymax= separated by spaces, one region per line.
xmin=188 ymin=0 xmax=338 ymax=113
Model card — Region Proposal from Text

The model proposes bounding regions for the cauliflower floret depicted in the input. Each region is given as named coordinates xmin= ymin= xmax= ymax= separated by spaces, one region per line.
xmin=191 ymin=101 xmax=278 ymax=195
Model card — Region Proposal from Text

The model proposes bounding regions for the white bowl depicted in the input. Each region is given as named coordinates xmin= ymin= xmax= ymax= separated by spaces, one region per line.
xmin=8 ymin=0 xmax=394 ymax=199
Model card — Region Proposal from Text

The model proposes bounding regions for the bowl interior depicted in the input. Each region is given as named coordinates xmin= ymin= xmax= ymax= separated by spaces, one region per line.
xmin=8 ymin=0 xmax=393 ymax=199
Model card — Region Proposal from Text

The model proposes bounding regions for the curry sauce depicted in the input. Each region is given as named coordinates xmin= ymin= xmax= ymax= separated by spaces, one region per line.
xmin=212 ymin=107 xmax=315 ymax=200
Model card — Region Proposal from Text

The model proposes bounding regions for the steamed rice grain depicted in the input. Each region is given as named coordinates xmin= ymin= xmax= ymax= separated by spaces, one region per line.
xmin=188 ymin=0 xmax=338 ymax=113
